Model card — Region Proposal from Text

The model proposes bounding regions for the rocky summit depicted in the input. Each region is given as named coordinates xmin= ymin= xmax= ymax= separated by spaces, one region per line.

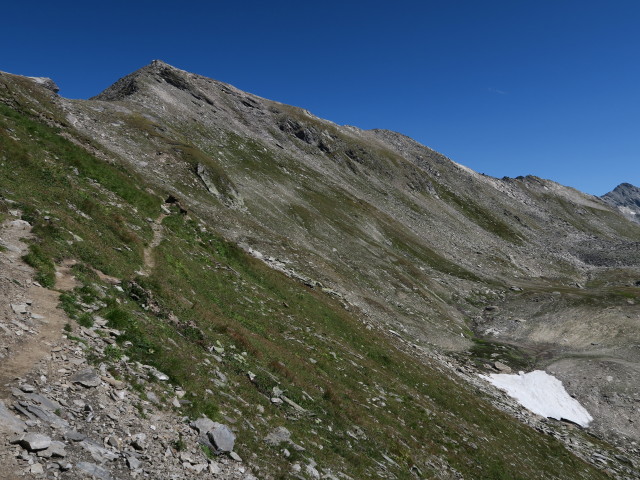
xmin=0 ymin=61 xmax=639 ymax=479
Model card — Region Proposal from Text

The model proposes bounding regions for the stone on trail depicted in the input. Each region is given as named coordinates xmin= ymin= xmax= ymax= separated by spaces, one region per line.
xmin=11 ymin=303 xmax=28 ymax=314
xmin=70 ymin=368 xmax=102 ymax=387
xmin=30 ymin=463 xmax=44 ymax=475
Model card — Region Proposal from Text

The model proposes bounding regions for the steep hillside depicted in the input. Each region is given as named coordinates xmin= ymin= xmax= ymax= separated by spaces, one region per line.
xmin=1 ymin=63 xmax=639 ymax=479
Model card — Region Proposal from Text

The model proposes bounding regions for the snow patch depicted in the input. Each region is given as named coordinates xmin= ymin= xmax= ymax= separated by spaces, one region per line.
xmin=480 ymin=370 xmax=592 ymax=427
xmin=619 ymin=206 xmax=637 ymax=216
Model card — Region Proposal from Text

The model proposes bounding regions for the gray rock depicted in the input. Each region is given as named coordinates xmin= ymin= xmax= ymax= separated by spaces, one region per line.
xmin=25 ymin=392 xmax=62 ymax=411
xmin=265 ymin=426 xmax=291 ymax=446
xmin=79 ymin=440 xmax=119 ymax=462
xmin=106 ymin=436 xmax=120 ymax=448
xmin=20 ymin=433 xmax=52 ymax=451
xmin=493 ymin=361 xmax=512 ymax=373
xmin=0 ymin=400 xmax=26 ymax=434
xmin=30 ymin=463 xmax=44 ymax=475
xmin=11 ymin=303 xmax=28 ymax=314
xmin=70 ymin=368 xmax=102 ymax=387
xmin=146 ymin=391 xmax=160 ymax=404
xmin=42 ymin=441 xmax=66 ymax=458
xmin=130 ymin=433 xmax=146 ymax=450
xmin=207 ymin=422 xmax=236 ymax=452
xmin=191 ymin=416 xmax=215 ymax=434
xmin=77 ymin=462 xmax=113 ymax=480
xmin=64 ymin=430 xmax=87 ymax=442
xmin=25 ymin=404 xmax=69 ymax=428
xmin=126 ymin=455 xmax=142 ymax=470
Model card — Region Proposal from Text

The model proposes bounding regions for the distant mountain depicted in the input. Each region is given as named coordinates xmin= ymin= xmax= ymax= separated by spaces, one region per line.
xmin=602 ymin=183 xmax=640 ymax=223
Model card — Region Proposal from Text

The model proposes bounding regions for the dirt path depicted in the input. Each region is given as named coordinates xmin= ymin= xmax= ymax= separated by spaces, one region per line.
xmin=141 ymin=213 xmax=167 ymax=275
xmin=0 ymin=218 xmax=76 ymax=400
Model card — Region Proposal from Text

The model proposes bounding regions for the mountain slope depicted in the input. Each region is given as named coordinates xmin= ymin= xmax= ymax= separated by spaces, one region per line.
xmin=1 ymin=63 xmax=639 ymax=478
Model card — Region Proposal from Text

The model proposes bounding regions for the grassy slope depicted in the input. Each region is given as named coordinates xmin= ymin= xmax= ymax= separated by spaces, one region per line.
xmin=0 ymin=86 xmax=612 ymax=479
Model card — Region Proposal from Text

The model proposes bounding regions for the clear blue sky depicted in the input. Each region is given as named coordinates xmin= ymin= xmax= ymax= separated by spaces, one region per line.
xmin=3 ymin=1 xmax=639 ymax=195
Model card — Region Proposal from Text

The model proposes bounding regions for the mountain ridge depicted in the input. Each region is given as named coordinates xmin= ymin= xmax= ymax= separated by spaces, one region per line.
xmin=1 ymin=62 xmax=640 ymax=478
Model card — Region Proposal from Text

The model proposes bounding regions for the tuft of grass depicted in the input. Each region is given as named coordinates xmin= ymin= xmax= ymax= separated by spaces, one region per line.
xmin=77 ymin=312 xmax=94 ymax=328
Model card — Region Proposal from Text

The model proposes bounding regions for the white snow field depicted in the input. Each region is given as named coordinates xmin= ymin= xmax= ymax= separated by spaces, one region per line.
xmin=480 ymin=370 xmax=593 ymax=427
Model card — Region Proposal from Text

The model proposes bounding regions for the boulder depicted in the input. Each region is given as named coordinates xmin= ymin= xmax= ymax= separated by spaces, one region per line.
xmin=191 ymin=416 xmax=215 ymax=434
xmin=207 ymin=422 xmax=235 ymax=452
xmin=20 ymin=433 xmax=52 ymax=451
xmin=493 ymin=361 xmax=512 ymax=373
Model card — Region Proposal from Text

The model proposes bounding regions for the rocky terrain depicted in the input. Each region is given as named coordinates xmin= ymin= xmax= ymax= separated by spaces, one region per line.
xmin=1 ymin=61 xmax=640 ymax=478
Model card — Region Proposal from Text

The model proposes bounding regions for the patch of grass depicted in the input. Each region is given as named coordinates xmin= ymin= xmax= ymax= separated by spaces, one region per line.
xmin=103 ymin=344 xmax=123 ymax=362
xmin=22 ymin=243 xmax=56 ymax=287
xmin=77 ymin=312 xmax=94 ymax=328
xmin=173 ymin=433 xmax=187 ymax=452
xmin=59 ymin=292 xmax=82 ymax=319
xmin=468 ymin=338 xmax=535 ymax=371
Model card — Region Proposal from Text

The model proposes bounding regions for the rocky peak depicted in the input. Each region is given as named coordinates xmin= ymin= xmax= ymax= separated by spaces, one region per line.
xmin=601 ymin=182 xmax=640 ymax=223
xmin=90 ymin=59 xmax=189 ymax=101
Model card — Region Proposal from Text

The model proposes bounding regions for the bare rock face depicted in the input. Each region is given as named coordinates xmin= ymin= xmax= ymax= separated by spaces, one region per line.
xmin=602 ymin=183 xmax=640 ymax=223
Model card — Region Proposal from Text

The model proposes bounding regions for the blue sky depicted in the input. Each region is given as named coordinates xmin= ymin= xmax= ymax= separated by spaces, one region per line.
xmin=2 ymin=1 xmax=638 ymax=195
